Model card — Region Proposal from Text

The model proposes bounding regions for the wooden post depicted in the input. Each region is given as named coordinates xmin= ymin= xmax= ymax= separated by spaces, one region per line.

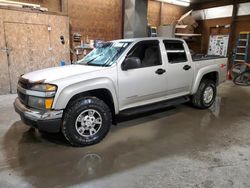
xmin=160 ymin=2 xmax=164 ymax=26
xmin=121 ymin=0 xmax=125 ymax=38
xmin=228 ymin=0 xmax=239 ymax=68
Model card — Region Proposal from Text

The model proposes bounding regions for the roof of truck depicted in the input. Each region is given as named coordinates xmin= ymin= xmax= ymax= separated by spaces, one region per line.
xmin=111 ymin=37 xmax=184 ymax=43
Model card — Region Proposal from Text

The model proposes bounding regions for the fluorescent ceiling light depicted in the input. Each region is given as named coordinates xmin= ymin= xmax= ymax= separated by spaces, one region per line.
xmin=156 ymin=0 xmax=190 ymax=7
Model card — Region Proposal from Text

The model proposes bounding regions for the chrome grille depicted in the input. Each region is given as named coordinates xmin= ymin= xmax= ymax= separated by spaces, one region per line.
xmin=18 ymin=77 xmax=32 ymax=90
xmin=17 ymin=77 xmax=30 ymax=106
xmin=17 ymin=90 xmax=27 ymax=105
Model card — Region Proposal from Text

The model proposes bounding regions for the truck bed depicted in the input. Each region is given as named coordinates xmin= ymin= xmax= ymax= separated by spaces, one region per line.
xmin=192 ymin=54 xmax=226 ymax=61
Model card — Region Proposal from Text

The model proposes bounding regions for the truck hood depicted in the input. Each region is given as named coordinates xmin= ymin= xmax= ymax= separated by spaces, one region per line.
xmin=22 ymin=65 xmax=106 ymax=83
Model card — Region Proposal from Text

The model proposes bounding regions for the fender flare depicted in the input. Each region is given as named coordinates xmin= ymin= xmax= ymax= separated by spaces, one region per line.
xmin=191 ymin=66 xmax=219 ymax=94
xmin=53 ymin=78 xmax=119 ymax=113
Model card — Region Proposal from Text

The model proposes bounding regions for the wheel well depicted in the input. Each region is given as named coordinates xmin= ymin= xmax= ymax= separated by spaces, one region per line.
xmin=66 ymin=89 xmax=116 ymax=123
xmin=202 ymin=72 xmax=218 ymax=85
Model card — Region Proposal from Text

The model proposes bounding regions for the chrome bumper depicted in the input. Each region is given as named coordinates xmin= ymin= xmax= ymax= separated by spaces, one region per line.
xmin=14 ymin=97 xmax=63 ymax=120
xmin=14 ymin=98 xmax=63 ymax=133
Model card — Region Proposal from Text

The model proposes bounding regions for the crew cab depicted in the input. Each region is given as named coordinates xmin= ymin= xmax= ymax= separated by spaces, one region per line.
xmin=14 ymin=37 xmax=227 ymax=146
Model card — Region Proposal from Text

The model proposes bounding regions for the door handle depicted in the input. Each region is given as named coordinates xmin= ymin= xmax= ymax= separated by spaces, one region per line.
xmin=155 ymin=68 xmax=166 ymax=75
xmin=183 ymin=65 xmax=191 ymax=71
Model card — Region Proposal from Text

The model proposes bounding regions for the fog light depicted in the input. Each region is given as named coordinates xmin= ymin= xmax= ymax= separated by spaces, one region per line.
xmin=28 ymin=96 xmax=54 ymax=110
xmin=29 ymin=96 xmax=45 ymax=109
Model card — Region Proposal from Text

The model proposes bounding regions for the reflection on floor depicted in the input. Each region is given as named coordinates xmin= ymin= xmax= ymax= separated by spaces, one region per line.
xmin=0 ymin=81 xmax=250 ymax=188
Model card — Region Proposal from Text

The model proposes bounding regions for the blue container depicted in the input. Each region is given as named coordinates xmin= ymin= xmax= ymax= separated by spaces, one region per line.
xmin=94 ymin=40 xmax=104 ymax=48
xmin=60 ymin=60 xmax=65 ymax=66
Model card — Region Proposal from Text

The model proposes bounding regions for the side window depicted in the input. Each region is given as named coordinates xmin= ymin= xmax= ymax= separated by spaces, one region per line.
xmin=127 ymin=41 xmax=162 ymax=68
xmin=163 ymin=40 xmax=187 ymax=63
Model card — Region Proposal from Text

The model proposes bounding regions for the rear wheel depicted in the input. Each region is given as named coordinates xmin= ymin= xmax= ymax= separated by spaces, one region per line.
xmin=62 ymin=97 xmax=112 ymax=146
xmin=191 ymin=79 xmax=216 ymax=109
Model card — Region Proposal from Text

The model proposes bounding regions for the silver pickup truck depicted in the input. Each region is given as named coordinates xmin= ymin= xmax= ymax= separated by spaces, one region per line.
xmin=14 ymin=37 xmax=227 ymax=146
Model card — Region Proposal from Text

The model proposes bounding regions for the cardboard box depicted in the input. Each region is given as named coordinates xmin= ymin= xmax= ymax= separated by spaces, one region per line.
xmin=177 ymin=10 xmax=198 ymax=28
xmin=192 ymin=22 xmax=198 ymax=28
xmin=158 ymin=25 xmax=175 ymax=37
xmin=176 ymin=25 xmax=194 ymax=34
xmin=175 ymin=25 xmax=188 ymax=29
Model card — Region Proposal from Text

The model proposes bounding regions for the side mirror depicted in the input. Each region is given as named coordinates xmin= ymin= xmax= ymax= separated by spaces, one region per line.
xmin=122 ymin=57 xmax=141 ymax=70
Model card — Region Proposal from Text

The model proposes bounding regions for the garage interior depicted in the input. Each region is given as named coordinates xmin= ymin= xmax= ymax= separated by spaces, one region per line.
xmin=0 ymin=0 xmax=250 ymax=187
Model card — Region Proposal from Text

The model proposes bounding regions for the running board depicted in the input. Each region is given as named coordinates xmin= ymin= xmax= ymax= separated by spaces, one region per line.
xmin=120 ymin=96 xmax=190 ymax=116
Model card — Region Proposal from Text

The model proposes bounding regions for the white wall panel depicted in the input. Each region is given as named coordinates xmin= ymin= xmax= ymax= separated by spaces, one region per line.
xmin=192 ymin=2 xmax=250 ymax=21
xmin=238 ymin=2 xmax=250 ymax=16
xmin=192 ymin=5 xmax=233 ymax=20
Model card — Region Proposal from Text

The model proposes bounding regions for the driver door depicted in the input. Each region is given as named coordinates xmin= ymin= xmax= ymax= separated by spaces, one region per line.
xmin=118 ymin=40 xmax=167 ymax=111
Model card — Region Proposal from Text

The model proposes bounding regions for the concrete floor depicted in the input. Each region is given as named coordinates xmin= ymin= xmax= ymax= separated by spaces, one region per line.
xmin=0 ymin=81 xmax=250 ymax=188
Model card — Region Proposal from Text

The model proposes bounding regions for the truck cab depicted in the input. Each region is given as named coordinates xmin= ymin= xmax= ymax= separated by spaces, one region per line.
xmin=14 ymin=37 xmax=227 ymax=146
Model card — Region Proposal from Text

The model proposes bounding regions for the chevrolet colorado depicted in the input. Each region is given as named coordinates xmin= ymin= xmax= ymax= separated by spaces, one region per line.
xmin=14 ymin=38 xmax=227 ymax=146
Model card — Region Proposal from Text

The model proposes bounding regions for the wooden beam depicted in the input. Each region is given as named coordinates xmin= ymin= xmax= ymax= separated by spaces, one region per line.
xmin=59 ymin=0 xmax=63 ymax=12
xmin=228 ymin=0 xmax=239 ymax=67
xmin=160 ymin=2 xmax=163 ymax=25
xmin=175 ymin=33 xmax=202 ymax=36
xmin=0 ymin=0 xmax=40 ymax=8
xmin=121 ymin=0 xmax=125 ymax=38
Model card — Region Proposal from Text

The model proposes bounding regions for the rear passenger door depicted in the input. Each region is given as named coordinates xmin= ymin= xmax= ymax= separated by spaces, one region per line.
xmin=163 ymin=40 xmax=194 ymax=96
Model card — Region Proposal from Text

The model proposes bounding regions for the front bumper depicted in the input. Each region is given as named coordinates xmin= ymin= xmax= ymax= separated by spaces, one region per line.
xmin=14 ymin=98 xmax=63 ymax=133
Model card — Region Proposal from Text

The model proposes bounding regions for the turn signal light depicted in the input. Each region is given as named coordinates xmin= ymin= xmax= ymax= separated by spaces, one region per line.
xmin=45 ymin=98 xmax=54 ymax=109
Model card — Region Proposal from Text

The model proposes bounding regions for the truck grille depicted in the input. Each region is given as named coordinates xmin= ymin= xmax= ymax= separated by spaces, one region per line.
xmin=18 ymin=77 xmax=32 ymax=90
xmin=17 ymin=90 xmax=28 ymax=105
xmin=17 ymin=77 xmax=30 ymax=106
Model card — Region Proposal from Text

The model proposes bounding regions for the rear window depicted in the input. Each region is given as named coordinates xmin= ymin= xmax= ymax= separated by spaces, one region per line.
xmin=163 ymin=40 xmax=187 ymax=63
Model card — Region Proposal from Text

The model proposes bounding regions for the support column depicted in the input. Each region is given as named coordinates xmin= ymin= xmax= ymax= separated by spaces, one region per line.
xmin=228 ymin=0 xmax=239 ymax=68
xmin=123 ymin=0 xmax=148 ymax=38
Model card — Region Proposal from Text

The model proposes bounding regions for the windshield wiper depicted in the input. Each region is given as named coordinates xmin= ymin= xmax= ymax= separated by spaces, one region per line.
xmin=86 ymin=54 xmax=103 ymax=65
xmin=102 ymin=43 xmax=127 ymax=67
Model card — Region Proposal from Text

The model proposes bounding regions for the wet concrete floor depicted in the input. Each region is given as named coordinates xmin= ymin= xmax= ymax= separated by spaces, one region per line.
xmin=0 ymin=81 xmax=250 ymax=188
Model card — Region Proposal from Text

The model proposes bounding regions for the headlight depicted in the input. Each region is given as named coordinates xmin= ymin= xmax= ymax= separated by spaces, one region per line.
xmin=30 ymin=84 xmax=57 ymax=92
xmin=28 ymin=96 xmax=54 ymax=110
xmin=28 ymin=84 xmax=57 ymax=110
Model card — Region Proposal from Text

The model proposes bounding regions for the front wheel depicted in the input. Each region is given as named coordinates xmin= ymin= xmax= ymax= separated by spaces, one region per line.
xmin=191 ymin=79 xmax=216 ymax=109
xmin=62 ymin=97 xmax=112 ymax=146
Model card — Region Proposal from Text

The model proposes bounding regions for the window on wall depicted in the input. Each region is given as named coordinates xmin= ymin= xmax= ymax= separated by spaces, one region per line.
xmin=163 ymin=40 xmax=187 ymax=63
xmin=127 ymin=40 xmax=162 ymax=68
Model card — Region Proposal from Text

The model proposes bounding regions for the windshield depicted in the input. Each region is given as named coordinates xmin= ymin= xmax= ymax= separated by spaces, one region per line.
xmin=76 ymin=41 xmax=131 ymax=67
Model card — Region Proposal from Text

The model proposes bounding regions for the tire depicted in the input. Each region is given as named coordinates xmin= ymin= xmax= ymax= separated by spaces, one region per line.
xmin=62 ymin=97 xmax=112 ymax=146
xmin=191 ymin=79 xmax=216 ymax=109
